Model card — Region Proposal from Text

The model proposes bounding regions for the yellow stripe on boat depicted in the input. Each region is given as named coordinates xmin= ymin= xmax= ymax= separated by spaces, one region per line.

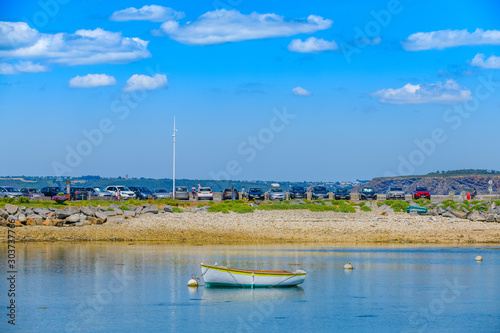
xmin=201 ymin=264 xmax=306 ymax=277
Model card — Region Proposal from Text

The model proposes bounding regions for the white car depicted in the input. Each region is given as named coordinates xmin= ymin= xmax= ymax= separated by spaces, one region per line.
xmin=197 ymin=187 xmax=213 ymax=200
xmin=105 ymin=186 xmax=136 ymax=199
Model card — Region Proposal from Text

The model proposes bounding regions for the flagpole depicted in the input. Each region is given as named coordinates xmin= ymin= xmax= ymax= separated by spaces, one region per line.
xmin=172 ymin=117 xmax=177 ymax=199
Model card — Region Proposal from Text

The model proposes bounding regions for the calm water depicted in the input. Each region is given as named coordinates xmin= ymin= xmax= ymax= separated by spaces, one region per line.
xmin=1 ymin=243 xmax=499 ymax=332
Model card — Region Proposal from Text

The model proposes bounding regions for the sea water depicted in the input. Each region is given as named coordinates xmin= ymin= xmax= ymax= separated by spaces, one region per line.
xmin=1 ymin=243 xmax=499 ymax=332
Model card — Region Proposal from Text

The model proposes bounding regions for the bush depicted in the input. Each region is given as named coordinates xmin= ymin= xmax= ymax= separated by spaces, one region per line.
xmin=119 ymin=205 xmax=130 ymax=211
xmin=414 ymin=198 xmax=431 ymax=206
xmin=17 ymin=197 xmax=30 ymax=204
xmin=361 ymin=205 xmax=372 ymax=212
xmin=172 ymin=207 xmax=184 ymax=213
xmin=1 ymin=197 xmax=15 ymax=204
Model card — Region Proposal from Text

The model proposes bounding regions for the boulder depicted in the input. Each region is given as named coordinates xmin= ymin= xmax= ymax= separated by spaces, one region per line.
xmin=25 ymin=208 xmax=34 ymax=215
xmin=113 ymin=208 xmax=123 ymax=215
xmin=107 ymin=217 xmax=127 ymax=225
xmin=462 ymin=207 xmax=470 ymax=214
xmin=81 ymin=220 xmax=91 ymax=226
xmin=54 ymin=209 xmax=71 ymax=219
xmin=409 ymin=210 xmax=418 ymax=216
xmin=80 ymin=207 xmax=95 ymax=217
xmin=4 ymin=204 xmax=19 ymax=215
xmin=164 ymin=205 xmax=173 ymax=213
xmin=250 ymin=203 xmax=259 ymax=207
xmin=95 ymin=212 xmax=108 ymax=222
xmin=7 ymin=216 xmax=16 ymax=223
xmin=124 ymin=210 xmax=136 ymax=218
xmin=18 ymin=213 xmax=27 ymax=223
xmin=34 ymin=208 xmax=51 ymax=216
xmin=486 ymin=214 xmax=496 ymax=222
xmin=141 ymin=206 xmax=158 ymax=214
xmin=52 ymin=219 xmax=64 ymax=227
xmin=43 ymin=219 xmax=53 ymax=226
xmin=0 ymin=218 xmax=6 ymax=227
xmin=495 ymin=214 xmax=500 ymax=223
xmin=109 ymin=204 xmax=120 ymax=209
xmin=290 ymin=201 xmax=299 ymax=205
xmin=468 ymin=210 xmax=486 ymax=221
xmin=14 ymin=221 xmax=23 ymax=227
xmin=451 ymin=210 xmax=467 ymax=219
xmin=65 ymin=214 xmax=80 ymax=223
xmin=0 ymin=208 xmax=8 ymax=219
xmin=65 ymin=206 xmax=80 ymax=214
xmin=298 ymin=200 xmax=306 ymax=205
xmin=442 ymin=212 xmax=455 ymax=218
xmin=427 ymin=208 xmax=438 ymax=216
xmin=134 ymin=206 xmax=143 ymax=213
xmin=103 ymin=210 xmax=117 ymax=217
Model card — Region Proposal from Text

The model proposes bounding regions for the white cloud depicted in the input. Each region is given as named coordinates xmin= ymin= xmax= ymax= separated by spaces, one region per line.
xmin=123 ymin=74 xmax=168 ymax=92
xmin=0 ymin=22 xmax=151 ymax=66
xmin=402 ymin=28 xmax=500 ymax=51
xmin=0 ymin=22 xmax=39 ymax=48
xmin=471 ymin=53 xmax=500 ymax=69
xmin=110 ymin=5 xmax=185 ymax=22
xmin=291 ymin=86 xmax=312 ymax=96
xmin=155 ymin=9 xmax=333 ymax=45
xmin=69 ymin=74 xmax=117 ymax=88
xmin=0 ymin=61 xmax=50 ymax=75
xmin=288 ymin=37 xmax=338 ymax=53
xmin=371 ymin=80 xmax=471 ymax=104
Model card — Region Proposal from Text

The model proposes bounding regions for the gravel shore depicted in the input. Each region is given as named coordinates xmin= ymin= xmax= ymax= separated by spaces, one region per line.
xmin=3 ymin=210 xmax=500 ymax=244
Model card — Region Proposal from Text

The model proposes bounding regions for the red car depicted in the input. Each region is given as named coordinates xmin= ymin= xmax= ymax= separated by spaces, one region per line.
xmin=412 ymin=186 xmax=431 ymax=200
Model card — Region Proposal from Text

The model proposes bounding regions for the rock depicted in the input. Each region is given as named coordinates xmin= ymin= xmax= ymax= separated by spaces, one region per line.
xmin=113 ymin=208 xmax=123 ymax=215
xmin=43 ymin=220 xmax=52 ymax=226
xmin=65 ymin=214 xmax=80 ymax=223
xmin=65 ymin=206 xmax=80 ymax=214
xmin=486 ymin=214 xmax=496 ymax=222
xmin=468 ymin=210 xmax=486 ymax=221
xmin=134 ymin=206 xmax=143 ymax=213
xmin=379 ymin=204 xmax=388 ymax=211
xmin=0 ymin=218 xmax=5 ymax=227
xmin=195 ymin=206 xmax=209 ymax=212
xmin=124 ymin=210 xmax=136 ymax=218
xmin=34 ymin=208 xmax=51 ymax=216
xmin=298 ymin=200 xmax=306 ymax=205
xmin=409 ymin=210 xmax=418 ymax=216
xmin=164 ymin=205 xmax=173 ymax=213
xmin=442 ymin=212 xmax=455 ymax=218
xmin=95 ymin=212 xmax=108 ymax=222
xmin=451 ymin=210 xmax=467 ymax=219
xmin=141 ymin=206 xmax=158 ymax=214
xmin=4 ymin=204 xmax=19 ymax=215
xmin=103 ymin=210 xmax=117 ymax=217
xmin=109 ymin=204 xmax=120 ymax=209
xmin=462 ymin=207 xmax=470 ymax=214
xmin=14 ymin=220 xmax=23 ymax=227
xmin=488 ymin=202 xmax=496 ymax=211
xmin=427 ymin=208 xmax=438 ymax=216
xmin=290 ymin=201 xmax=299 ymax=205
xmin=0 ymin=209 xmax=8 ymax=219
xmin=80 ymin=207 xmax=95 ymax=217
xmin=495 ymin=214 xmax=500 ymax=223
xmin=325 ymin=201 xmax=333 ymax=206
xmin=81 ymin=220 xmax=91 ymax=226
xmin=385 ymin=207 xmax=394 ymax=213
xmin=437 ymin=207 xmax=446 ymax=215
xmin=52 ymin=219 xmax=64 ymax=227
xmin=74 ymin=222 xmax=84 ymax=227
xmin=250 ymin=203 xmax=259 ymax=207
xmin=54 ymin=210 xmax=71 ymax=219
xmin=7 ymin=216 xmax=16 ymax=223
xmin=18 ymin=213 xmax=27 ymax=223
xmin=25 ymin=208 xmax=34 ymax=215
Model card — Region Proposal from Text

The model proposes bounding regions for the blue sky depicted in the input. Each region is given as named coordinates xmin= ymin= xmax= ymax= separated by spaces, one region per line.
xmin=1 ymin=0 xmax=499 ymax=182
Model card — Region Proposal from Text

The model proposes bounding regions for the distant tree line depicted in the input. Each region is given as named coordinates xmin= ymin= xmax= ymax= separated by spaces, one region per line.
xmin=427 ymin=169 xmax=500 ymax=176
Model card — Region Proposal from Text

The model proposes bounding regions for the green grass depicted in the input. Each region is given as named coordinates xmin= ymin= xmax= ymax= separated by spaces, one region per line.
xmin=172 ymin=207 xmax=184 ymax=213
xmin=378 ymin=199 xmax=410 ymax=212
xmin=361 ymin=205 xmax=372 ymax=212
xmin=207 ymin=201 xmax=255 ymax=214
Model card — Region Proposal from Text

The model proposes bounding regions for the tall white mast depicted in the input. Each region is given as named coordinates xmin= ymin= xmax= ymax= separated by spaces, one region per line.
xmin=172 ymin=117 xmax=177 ymax=199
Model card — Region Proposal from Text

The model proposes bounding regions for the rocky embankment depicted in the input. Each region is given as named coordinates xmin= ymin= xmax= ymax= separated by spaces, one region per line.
xmin=1 ymin=202 xmax=499 ymax=244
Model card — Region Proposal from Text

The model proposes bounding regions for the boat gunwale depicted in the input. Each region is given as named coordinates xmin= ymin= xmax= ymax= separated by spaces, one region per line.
xmin=201 ymin=264 xmax=306 ymax=276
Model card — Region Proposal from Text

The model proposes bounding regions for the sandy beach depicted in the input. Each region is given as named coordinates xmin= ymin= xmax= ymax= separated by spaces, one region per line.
xmin=3 ymin=210 xmax=500 ymax=244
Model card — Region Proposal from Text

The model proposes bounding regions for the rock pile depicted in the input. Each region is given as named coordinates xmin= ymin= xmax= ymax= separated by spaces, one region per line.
xmin=425 ymin=202 xmax=500 ymax=222
xmin=0 ymin=203 xmax=173 ymax=227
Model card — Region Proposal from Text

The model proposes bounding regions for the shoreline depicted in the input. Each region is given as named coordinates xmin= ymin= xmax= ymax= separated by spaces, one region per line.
xmin=2 ymin=210 xmax=499 ymax=244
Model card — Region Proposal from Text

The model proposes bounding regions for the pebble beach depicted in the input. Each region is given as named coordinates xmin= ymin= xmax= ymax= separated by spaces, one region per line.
xmin=4 ymin=210 xmax=500 ymax=244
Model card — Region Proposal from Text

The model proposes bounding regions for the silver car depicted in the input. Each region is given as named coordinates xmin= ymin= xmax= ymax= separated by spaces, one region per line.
xmin=88 ymin=187 xmax=113 ymax=198
xmin=0 ymin=186 xmax=23 ymax=198
xmin=20 ymin=188 xmax=44 ymax=199
xmin=174 ymin=187 xmax=190 ymax=200
xmin=386 ymin=186 xmax=405 ymax=200
xmin=268 ymin=187 xmax=286 ymax=201
xmin=153 ymin=188 xmax=171 ymax=199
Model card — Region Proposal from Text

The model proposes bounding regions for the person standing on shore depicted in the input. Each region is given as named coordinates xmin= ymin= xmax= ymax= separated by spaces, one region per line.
xmin=191 ymin=185 xmax=196 ymax=199
xmin=241 ymin=186 xmax=246 ymax=200
xmin=116 ymin=188 xmax=121 ymax=201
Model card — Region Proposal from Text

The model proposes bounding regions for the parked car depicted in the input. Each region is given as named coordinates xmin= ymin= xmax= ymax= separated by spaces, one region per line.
xmin=153 ymin=188 xmax=171 ymax=199
xmin=222 ymin=188 xmax=239 ymax=200
xmin=41 ymin=187 xmax=65 ymax=197
xmin=248 ymin=187 xmax=265 ymax=201
xmin=289 ymin=186 xmax=307 ymax=199
xmin=268 ymin=186 xmax=286 ymax=201
xmin=197 ymin=187 xmax=213 ymax=200
xmin=105 ymin=186 xmax=136 ymax=199
xmin=412 ymin=186 xmax=431 ymax=200
xmin=20 ymin=188 xmax=44 ymax=199
xmin=334 ymin=188 xmax=351 ymax=200
xmin=70 ymin=187 xmax=88 ymax=200
xmin=359 ymin=187 xmax=377 ymax=200
xmin=0 ymin=186 xmax=23 ymax=198
xmin=311 ymin=186 xmax=329 ymax=200
xmin=174 ymin=187 xmax=189 ymax=200
xmin=129 ymin=186 xmax=153 ymax=200
xmin=88 ymin=187 xmax=113 ymax=198
xmin=386 ymin=186 xmax=405 ymax=200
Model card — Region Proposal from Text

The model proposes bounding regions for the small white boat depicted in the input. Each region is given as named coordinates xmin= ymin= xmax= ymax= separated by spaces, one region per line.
xmin=201 ymin=263 xmax=306 ymax=288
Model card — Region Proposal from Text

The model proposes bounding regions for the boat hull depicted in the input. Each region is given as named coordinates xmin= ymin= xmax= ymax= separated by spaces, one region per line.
xmin=201 ymin=264 xmax=306 ymax=288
